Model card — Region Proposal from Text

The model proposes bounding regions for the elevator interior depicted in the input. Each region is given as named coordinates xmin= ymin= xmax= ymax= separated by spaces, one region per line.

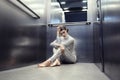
xmin=0 ymin=0 xmax=120 ymax=80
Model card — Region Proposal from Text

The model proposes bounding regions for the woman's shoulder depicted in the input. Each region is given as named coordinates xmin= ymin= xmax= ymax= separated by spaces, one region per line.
xmin=68 ymin=35 xmax=75 ymax=40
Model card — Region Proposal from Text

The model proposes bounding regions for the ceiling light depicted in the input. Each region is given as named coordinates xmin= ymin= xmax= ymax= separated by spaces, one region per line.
xmin=82 ymin=0 xmax=87 ymax=3
xmin=51 ymin=2 xmax=59 ymax=6
xmin=64 ymin=10 xmax=70 ymax=12
xmin=61 ymin=2 xmax=66 ymax=4
xmin=83 ymin=6 xmax=87 ymax=9
xmin=82 ymin=9 xmax=87 ymax=11
xmin=64 ymin=8 xmax=69 ymax=10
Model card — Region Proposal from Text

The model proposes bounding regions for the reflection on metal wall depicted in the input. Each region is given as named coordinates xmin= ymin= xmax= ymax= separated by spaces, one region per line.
xmin=3 ymin=0 xmax=47 ymax=25
xmin=49 ymin=0 xmax=65 ymax=24
xmin=88 ymin=0 xmax=97 ymax=22
xmin=0 ymin=0 xmax=47 ymax=71
xmin=0 ymin=25 xmax=47 ymax=71
xmin=47 ymin=24 xmax=93 ymax=62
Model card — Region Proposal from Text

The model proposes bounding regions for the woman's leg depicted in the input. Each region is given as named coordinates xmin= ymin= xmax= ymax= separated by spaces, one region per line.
xmin=38 ymin=48 xmax=63 ymax=67
xmin=50 ymin=58 xmax=61 ymax=67
xmin=60 ymin=49 xmax=77 ymax=63
xmin=47 ymin=48 xmax=63 ymax=62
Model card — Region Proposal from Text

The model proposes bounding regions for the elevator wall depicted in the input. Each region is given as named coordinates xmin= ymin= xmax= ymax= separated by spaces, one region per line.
xmin=93 ymin=22 xmax=104 ymax=71
xmin=94 ymin=0 xmax=120 ymax=80
xmin=0 ymin=0 xmax=47 ymax=71
xmin=102 ymin=0 xmax=120 ymax=80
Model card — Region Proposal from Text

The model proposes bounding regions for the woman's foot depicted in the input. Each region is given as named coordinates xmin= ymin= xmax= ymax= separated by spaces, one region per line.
xmin=38 ymin=60 xmax=51 ymax=68
xmin=50 ymin=59 xmax=61 ymax=67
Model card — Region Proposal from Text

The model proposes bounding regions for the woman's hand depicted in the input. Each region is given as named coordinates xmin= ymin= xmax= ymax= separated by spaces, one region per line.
xmin=59 ymin=44 xmax=65 ymax=53
xmin=53 ymin=43 xmax=64 ymax=53
xmin=57 ymin=26 xmax=61 ymax=36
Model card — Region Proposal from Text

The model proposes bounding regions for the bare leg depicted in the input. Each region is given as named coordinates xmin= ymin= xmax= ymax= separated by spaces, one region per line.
xmin=50 ymin=59 xmax=61 ymax=67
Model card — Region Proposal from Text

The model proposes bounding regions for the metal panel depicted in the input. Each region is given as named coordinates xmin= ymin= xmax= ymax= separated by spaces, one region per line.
xmin=0 ymin=25 xmax=46 ymax=71
xmin=65 ymin=11 xmax=87 ymax=22
xmin=93 ymin=0 xmax=104 ymax=72
xmin=0 ymin=0 xmax=47 ymax=71
xmin=93 ymin=22 xmax=103 ymax=71
xmin=101 ymin=0 xmax=120 ymax=80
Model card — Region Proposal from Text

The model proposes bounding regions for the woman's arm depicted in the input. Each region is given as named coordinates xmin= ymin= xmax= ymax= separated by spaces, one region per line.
xmin=50 ymin=40 xmax=61 ymax=47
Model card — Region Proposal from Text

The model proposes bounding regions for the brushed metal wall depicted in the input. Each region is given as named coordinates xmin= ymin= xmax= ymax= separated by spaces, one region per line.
xmin=94 ymin=0 xmax=120 ymax=80
xmin=47 ymin=24 xmax=93 ymax=62
xmin=102 ymin=0 xmax=120 ymax=80
xmin=0 ymin=0 xmax=47 ymax=71
xmin=0 ymin=25 xmax=46 ymax=70
xmin=93 ymin=22 xmax=103 ymax=71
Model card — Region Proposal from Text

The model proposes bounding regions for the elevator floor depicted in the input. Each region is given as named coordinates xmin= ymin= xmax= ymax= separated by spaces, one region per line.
xmin=0 ymin=63 xmax=110 ymax=80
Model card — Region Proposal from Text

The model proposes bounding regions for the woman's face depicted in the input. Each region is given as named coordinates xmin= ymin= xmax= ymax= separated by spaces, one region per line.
xmin=60 ymin=30 xmax=67 ymax=37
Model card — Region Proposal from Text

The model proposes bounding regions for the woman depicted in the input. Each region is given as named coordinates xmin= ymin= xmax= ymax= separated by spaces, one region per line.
xmin=38 ymin=25 xmax=77 ymax=67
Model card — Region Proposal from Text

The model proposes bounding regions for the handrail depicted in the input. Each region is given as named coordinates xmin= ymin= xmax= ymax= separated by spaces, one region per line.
xmin=48 ymin=21 xmax=91 ymax=27
xmin=17 ymin=0 xmax=40 ymax=19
